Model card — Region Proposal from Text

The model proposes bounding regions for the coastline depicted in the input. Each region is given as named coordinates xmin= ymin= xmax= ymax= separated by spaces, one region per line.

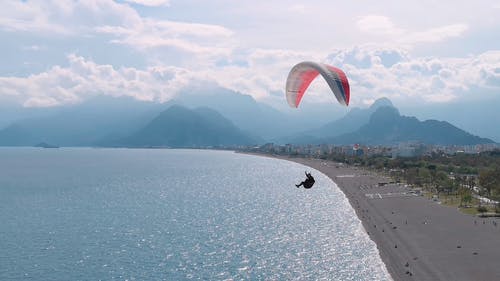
xmin=252 ymin=153 xmax=500 ymax=281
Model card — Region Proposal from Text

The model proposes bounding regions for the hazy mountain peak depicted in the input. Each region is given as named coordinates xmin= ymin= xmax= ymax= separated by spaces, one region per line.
xmin=286 ymin=98 xmax=397 ymax=143
xmin=369 ymin=97 xmax=394 ymax=110
xmin=117 ymin=105 xmax=257 ymax=147
xmin=328 ymin=105 xmax=494 ymax=145
xmin=369 ymin=106 xmax=400 ymax=123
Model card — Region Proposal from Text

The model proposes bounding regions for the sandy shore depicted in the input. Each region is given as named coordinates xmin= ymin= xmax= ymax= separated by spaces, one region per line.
xmin=269 ymin=155 xmax=500 ymax=281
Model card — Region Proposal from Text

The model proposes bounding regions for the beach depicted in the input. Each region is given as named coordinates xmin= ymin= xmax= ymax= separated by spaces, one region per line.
xmin=276 ymin=156 xmax=500 ymax=281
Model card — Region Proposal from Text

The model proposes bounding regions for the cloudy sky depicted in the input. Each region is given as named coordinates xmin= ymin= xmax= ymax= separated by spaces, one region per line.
xmin=1 ymin=0 xmax=500 ymax=111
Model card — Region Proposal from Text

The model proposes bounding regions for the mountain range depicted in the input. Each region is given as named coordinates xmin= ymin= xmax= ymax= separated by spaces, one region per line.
xmin=328 ymin=106 xmax=493 ymax=145
xmin=0 ymin=89 xmax=496 ymax=147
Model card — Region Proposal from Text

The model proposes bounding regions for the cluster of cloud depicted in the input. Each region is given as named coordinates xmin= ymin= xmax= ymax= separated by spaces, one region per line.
xmin=0 ymin=0 xmax=236 ymax=66
xmin=0 ymin=0 xmax=140 ymax=34
xmin=327 ymin=47 xmax=500 ymax=105
xmin=0 ymin=54 xmax=212 ymax=107
xmin=96 ymin=19 xmax=234 ymax=66
xmin=0 ymin=0 xmax=499 ymax=109
xmin=2 ymin=47 xmax=499 ymax=108
xmin=124 ymin=0 xmax=170 ymax=7
xmin=356 ymin=15 xmax=469 ymax=47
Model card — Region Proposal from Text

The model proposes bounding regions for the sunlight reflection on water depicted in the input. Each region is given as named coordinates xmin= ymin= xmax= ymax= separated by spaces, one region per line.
xmin=0 ymin=148 xmax=391 ymax=280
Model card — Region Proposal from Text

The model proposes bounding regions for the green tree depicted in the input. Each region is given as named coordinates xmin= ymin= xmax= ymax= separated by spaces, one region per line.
xmin=477 ymin=206 xmax=488 ymax=214
xmin=479 ymin=168 xmax=500 ymax=198
xmin=460 ymin=188 xmax=472 ymax=207
xmin=434 ymin=171 xmax=450 ymax=195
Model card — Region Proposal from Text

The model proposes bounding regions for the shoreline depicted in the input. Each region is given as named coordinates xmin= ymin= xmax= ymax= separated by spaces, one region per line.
xmin=252 ymin=153 xmax=500 ymax=281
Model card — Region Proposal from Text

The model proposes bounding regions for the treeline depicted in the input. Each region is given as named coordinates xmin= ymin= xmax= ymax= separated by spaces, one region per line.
xmin=317 ymin=150 xmax=500 ymax=204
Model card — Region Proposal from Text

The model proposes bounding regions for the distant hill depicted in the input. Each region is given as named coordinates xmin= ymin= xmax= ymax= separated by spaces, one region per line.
xmin=278 ymin=97 xmax=394 ymax=144
xmin=399 ymin=95 xmax=500 ymax=143
xmin=0 ymin=96 xmax=165 ymax=146
xmin=0 ymin=87 xmax=347 ymax=146
xmin=328 ymin=106 xmax=495 ymax=145
xmin=174 ymin=85 xmax=345 ymax=140
xmin=0 ymin=123 xmax=36 ymax=146
xmin=34 ymin=142 xmax=59 ymax=148
xmin=173 ymin=88 xmax=287 ymax=140
xmin=115 ymin=105 xmax=258 ymax=147
xmin=318 ymin=97 xmax=394 ymax=137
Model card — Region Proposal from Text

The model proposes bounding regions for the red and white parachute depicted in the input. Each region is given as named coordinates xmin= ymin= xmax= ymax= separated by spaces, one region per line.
xmin=285 ymin=61 xmax=350 ymax=108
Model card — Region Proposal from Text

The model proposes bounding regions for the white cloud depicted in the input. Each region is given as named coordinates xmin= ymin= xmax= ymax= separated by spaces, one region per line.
xmin=124 ymin=0 xmax=170 ymax=7
xmin=0 ymin=0 xmax=140 ymax=34
xmin=0 ymin=1 xmax=70 ymax=34
xmin=356 ymin=15 xmax=468 ymax=48
xmin=356 ymin=15 xmax=403 ymax=36
xmin=203 ymin=48 xmax=317 ymax=101
xmin=97 ymin=19 xmax=234 ymax=58
xmin=0 ymin=0 xmax=499 ymax=110
xmin=326 ymin=47 xmax=500 ymax=106
xmin=2 ymin=48 xmax=498 ymax=109
xmin=288 ymin=4 xmax=307 ymax=13
xmin=0 ymin=44 xmax=497 ymax=111
xmin=22 ymin=45 xmax=44 ymax=51
xmin=402 ymin=24 xmax=468 ymax=45
xmin=24 ymin=96 xmax=60 ymax=107
xmin=0 ymin=54 xmax=212 ymax=107
xmin=0 ymin=0 xmax=236 ymax=73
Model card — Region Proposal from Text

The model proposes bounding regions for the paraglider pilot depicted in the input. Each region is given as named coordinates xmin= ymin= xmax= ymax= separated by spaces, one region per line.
xmin=296 ymin=171 xmax=315 ymax=189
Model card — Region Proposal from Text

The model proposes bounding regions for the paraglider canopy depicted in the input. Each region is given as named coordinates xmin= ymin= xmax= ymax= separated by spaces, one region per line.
xmin=285 ymin=61 xmax=350 ymax=108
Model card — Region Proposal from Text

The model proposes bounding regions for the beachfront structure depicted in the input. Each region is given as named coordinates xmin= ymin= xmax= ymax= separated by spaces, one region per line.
xmin=391 ymin=143 xmax=426 ymax=158
xmin=247 ymin=143 xmax=500 ymax=159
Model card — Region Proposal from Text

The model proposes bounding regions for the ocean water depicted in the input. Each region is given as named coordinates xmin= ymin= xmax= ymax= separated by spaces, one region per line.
xmin=0 ymin=148 xmax=391 ymax=280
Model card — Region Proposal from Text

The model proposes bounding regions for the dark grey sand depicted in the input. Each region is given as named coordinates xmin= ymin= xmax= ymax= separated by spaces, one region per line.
xmin=276 ymin=156 xmax=500 ymax=281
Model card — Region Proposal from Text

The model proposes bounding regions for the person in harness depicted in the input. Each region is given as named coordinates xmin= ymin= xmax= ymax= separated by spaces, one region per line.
xmin=295 ymin=171 xmax=315 ymax=189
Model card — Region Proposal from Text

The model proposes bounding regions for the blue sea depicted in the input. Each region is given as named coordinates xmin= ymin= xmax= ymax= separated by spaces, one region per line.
xmin=0 ymin=148 xmax=391 ymax=280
